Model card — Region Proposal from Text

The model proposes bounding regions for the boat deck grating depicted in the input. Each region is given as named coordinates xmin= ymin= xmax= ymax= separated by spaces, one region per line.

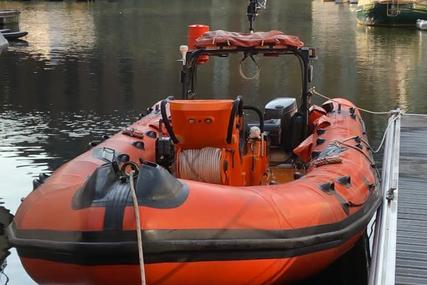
xmin=396 ymin=115 xmax=427 ymax=285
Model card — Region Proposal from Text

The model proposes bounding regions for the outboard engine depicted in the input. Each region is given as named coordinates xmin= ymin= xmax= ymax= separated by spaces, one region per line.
xmin=264 ymin=97 xmax=297 ymax=151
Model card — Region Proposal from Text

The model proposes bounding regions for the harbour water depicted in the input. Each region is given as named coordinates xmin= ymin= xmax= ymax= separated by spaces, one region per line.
xmin=1 ymin=0 xmax=427 ymax=284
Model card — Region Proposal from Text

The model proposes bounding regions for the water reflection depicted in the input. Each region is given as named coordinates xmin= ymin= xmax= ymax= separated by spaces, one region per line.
xmin=354 ymin=25 xmax=422 ymax=113
xmin=0 ymin=107 xmax=139 ymax=181
xmin=0 ymin=2 xmax=95 ymax=64
xmin=1 ymin=0 xmax=427 ymax=283
xmin=311 ymin=0 xmax=427 ymax=146
xmin=0 ymin=108 xmax=139 ymax=284
xmin=311 ymin=1 xmax=360 ymax=103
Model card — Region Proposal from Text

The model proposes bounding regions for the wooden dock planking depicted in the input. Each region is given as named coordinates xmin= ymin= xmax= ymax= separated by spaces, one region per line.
xmin=396 ymin=115 xmax=427 ymax=285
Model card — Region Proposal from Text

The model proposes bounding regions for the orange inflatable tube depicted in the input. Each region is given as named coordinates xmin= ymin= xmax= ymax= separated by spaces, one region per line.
xmin=8 ymin=98 xmax=380 ymax=285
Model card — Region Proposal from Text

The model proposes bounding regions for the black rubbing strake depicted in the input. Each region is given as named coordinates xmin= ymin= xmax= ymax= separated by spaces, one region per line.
xmin=132 ymin=141 xmax=145 ymax=150
xmin=337 ymin=176 xmax=351 ymax=187
xmin=145 ymin=131 xmax=157 ymax=139
xmin=319 ymin=181 xmax=350 ymax=215
xmin=311 ymin=151 xmax=321 ymax=159
xmin=32 ymin=173 xmax=50 ymax=191
xmin=321 ymin=102 xmax=334 ymax=113
xmin=320 ymin=182 xmax=335 ymax=194
xmin=316 ymin=138 xmax=326 ymax=146
xmin=117 ymin=154 xmax=130 ymax=163
xmin=316 ymin=129 xmax=326 ymax=135
xmin=8 ymin=192 xmax=381 ymax=265
xmin=89 ymin=141 xmax=99 ymax=148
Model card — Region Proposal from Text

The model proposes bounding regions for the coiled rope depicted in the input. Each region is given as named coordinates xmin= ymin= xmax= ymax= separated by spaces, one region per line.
xmin=178 ymin=147 xmax=222 ymax=184
xmin=129 ymin=171 xmax=146 ymax=285
xmin=239 ymin=54 xmax=260 ymax=80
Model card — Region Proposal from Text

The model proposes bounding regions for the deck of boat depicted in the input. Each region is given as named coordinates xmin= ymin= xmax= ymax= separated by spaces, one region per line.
xmin=395 ymin=115 xmax=427 ymax=285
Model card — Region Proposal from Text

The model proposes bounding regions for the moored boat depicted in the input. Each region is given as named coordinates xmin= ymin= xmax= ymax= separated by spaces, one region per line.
xmin=356 ymin=0 xmax=427 ymax=26
xmin=0 ymin=206 xmax=13 ymax=264
xmin=2 ymin=31 xmax=28 ymax=41
xmin=416 ymin=18 xmax=427 ymax=28
xmin=0 ymin=9 xmax=20 ymax=25
xmin=7 ymin=6 xmax=381 ymax=285
xmin=0 ymin=32 xmax=7 ymax=55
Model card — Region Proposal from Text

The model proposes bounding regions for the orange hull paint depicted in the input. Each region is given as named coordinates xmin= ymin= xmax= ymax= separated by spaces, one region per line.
xmin=9 ymin=99 xmax=380 ymax=285
xmin=21 ymin=236 xmax=359 ymax=285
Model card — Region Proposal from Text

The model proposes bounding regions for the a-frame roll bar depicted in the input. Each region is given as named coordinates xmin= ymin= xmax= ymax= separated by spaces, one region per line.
xmin=180 ymin=46 xmax=316 ymax=137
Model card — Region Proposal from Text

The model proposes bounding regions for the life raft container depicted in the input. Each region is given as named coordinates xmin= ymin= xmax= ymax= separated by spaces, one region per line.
xmin=8 ymin=97 xmax=380 ymax=285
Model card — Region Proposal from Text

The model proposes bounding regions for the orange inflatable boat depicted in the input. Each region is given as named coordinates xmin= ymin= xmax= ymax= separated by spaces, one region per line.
xmin=8 ymin=29 xmax=380 ymax=285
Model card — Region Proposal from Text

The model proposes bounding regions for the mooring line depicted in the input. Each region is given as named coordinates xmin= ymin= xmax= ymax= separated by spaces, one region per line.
xmin=129 ymin=171 xmax=146 ymax=285
xmin=310 ymin=87 xmax=404 ymax=153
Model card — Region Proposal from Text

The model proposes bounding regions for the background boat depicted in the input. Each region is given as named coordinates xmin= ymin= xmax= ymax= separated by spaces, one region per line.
xmin=356 ymin=0 xmax=427 ymax=26
xmin=0 ymin=10 xmax=19 ymax=26
xmin=0 ymin=206 xmax=13 ymax=264
xmin=0 ymin=32 xmax=7 ymax=55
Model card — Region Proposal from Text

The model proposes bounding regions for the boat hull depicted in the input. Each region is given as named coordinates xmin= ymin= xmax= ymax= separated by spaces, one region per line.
xmin=356 ymin=2 xmax=427 ymax=26
xmin=0 ymin=33 xmax=7 ymax=55
xmin=18 ymin=236 xmax=360 ymax=285
xmin=8 ymin=98 xmax=380 ymax=284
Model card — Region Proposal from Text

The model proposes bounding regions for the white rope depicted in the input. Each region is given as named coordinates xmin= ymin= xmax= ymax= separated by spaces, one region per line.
xmin=372 ymin=114 xmax=400 ymax=153
xmin=310 ymin=87 xmax=393 ymax=115
xmin=311 ymin=87 xmax=427 ymax=118
xmin=239 ymin=56 xmax=260 ymax=80
xmin=310 ymin=87 xmax=427 ymax=156
xmin=329 ymin=113 xmax=400 ymax=157
xmin=129 ymin=171 xmax=146 ymax=285
xmin=178 ymin=147 xmax=222 ymax=184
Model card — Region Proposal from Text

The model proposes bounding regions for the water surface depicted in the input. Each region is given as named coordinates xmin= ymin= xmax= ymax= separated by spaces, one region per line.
xmin=1 ymin=0 xmax=427 ymax=284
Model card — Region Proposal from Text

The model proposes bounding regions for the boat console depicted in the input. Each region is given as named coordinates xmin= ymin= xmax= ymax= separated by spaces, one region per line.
xmin=154 ymin=93 xmax=315 ymax=187
xmin=153 ymin=28 xmax=317 ymax=187
xmin=157 ymin=98 xmax=269 ymax=186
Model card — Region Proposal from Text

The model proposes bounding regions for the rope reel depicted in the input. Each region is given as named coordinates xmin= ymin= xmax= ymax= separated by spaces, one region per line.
xmin=177 ymin=147 xmax=222 ymax=184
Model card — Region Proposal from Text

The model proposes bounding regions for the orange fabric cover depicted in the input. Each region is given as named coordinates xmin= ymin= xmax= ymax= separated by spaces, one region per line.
xmin=309 ymin=105 xmax=327 ymax=126
xmin=195 ymin=30 xmax=304 ymax=49
xmin=293 ymin=134 xmax=313 ymax=163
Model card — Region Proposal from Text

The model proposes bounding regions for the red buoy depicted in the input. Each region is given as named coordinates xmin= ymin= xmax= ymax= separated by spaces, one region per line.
xmin=188 ymin=24 xmax=209 ymax=64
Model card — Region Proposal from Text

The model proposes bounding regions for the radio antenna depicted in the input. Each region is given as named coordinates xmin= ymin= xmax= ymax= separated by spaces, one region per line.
xmin=247 ymin=0 xmax=267 ymax=33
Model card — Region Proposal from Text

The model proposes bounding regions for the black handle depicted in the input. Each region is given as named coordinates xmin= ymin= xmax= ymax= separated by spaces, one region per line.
xmin=160 ymin=100 xmax=179 ymax=144
xmin=226 ymin=97 xmax=243 ymax=144
xmin=243 ymin=105 xmax=264 ymax=134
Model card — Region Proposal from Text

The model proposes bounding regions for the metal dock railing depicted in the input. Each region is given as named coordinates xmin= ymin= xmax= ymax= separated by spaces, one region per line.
xmin=369 ymin=113 xmax=427 ymax=285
